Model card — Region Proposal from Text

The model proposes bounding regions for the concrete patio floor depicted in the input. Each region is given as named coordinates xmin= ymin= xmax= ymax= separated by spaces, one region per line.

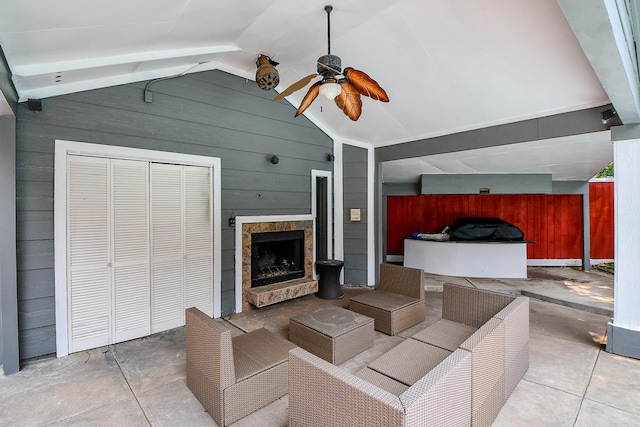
xmin=2 ymin=266 xmax=639 ymax=426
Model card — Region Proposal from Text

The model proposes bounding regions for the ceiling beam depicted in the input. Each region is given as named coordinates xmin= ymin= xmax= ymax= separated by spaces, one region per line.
xmin=11 ymin=45 xmax=240 ymax=77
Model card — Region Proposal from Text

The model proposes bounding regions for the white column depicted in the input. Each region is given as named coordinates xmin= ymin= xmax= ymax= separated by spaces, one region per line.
xmin=607 ymin=134 xmax=640 ymax=358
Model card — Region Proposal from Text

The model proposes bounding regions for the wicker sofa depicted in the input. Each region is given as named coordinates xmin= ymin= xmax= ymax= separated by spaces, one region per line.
xmin=185 ymin=307 xmax=297 ymax=426
xmin=288 ymin=283 xmax=529 ymax=427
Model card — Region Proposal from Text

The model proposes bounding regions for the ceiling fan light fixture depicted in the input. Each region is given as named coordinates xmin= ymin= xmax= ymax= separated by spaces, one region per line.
xmin=319 ymin=80 xmax=342 ymax=99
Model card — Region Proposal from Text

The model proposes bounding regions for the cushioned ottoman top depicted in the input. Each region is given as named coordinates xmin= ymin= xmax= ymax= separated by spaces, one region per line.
xmin=290 ymin=306 xmax=373 ymax=338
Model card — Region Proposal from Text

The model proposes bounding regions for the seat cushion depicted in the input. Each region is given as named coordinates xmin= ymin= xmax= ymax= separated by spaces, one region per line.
xmin=350 ymin=290 xmax=419 ymax=312
xmin=368 ymin=339 xmax=451 ymax=386
xmin=411 ymin=319 xmax=478 ymax=351
xmin=232 ymin=328 xmax=297 ymax=381
xmin=354 ymin=367 xmax=409 ymax=396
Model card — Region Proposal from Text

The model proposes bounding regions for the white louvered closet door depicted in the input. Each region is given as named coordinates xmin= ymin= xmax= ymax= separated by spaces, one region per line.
xmin=150 ymin=163 xmax=214 ymax=331
xmin=150 ymin=163 xmax=185 ymax=332
xmin=184 ymin=166 xmax=213 ymax=316
xmin=111 ymin=159 xmax=150 ymax=342
xmin=68 ymin=155 xmax=111 ymax=353
xmin=67 ymin=155 xmax=215 ymax=352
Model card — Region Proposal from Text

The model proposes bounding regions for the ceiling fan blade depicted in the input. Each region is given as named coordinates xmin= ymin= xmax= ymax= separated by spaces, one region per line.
xmin=273 ymin=74 xmax=319 ymax=102
xmin=335 ymin=81 xmax=363 ymax=121
xmin=295 ymin=81 xmax=322 ymax=117
xmin=343 ymin=67 xmax=389 ymax=102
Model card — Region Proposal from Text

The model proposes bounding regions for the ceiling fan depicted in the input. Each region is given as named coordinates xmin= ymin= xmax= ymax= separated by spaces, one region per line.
xmin=273 ymin=5 xmax=389 ymax=121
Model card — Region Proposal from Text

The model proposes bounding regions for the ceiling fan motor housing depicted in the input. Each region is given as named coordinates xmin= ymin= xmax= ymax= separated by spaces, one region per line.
xmin=317 ymin=54 xmax=342 ymax=77
xmin=255 ymin=55 xmax=280 ymax=90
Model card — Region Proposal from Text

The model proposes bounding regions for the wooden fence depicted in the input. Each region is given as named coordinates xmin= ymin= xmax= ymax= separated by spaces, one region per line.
xmin=387 ymin=182 xmax=614 ymax=260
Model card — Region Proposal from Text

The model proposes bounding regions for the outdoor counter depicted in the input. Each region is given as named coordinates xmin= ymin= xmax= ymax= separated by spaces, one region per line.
xmin=403 ymin=238 xmax=528 ymax=279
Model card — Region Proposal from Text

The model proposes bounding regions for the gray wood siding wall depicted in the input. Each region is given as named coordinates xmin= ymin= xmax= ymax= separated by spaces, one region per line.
xmin=15 ymin=70 xmax=333 ymax=359
xmin=342 ymin=145 xmax=368 ymax=285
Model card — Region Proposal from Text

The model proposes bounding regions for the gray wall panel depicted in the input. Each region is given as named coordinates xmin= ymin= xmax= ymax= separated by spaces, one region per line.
xmin=420 ymin=173 xmax=552 ymax=194
xmin=16 ymin=211 xmax=53 ymax=241
xmin=14 ymin=70 xmax=333 ymax=359
xmin=19 ymin=325 xmax=55 ymax=360
xmin=16 ymin=269 xmax=54 ymax=300
xmin=18 ymin=297 xmax=55 ymax=330
xmin=16 ymin=240 xmax=54 ymax=271
xmin=343 ymin=145 xmax=368 ymax=285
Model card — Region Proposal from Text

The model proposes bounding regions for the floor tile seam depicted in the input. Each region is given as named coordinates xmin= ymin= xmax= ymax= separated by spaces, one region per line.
xmin=580 ymin=397 xmax=640 ymax=417
xmin=580 ymin=396 xmax=640 ymax=417
xmin=575 ymin=347 xmax=640 ymax=417
xmin=520 ymin=290 xmax=613 ymax=317
xmin=571 ymin=348 xmax=604 ymax=426
xmin=465 ymin=276 xmax=613 ymax=316
xmin=41 ymin=395 xmax=142 ymax=427
xmin=517 ymin=377 xmax=585 ymax=399
xmin=529 ymin=329 xmax=608 ymax=349
xmin=112 ymin=346 xmax=153 ymax=426
xmin=133 ymin=376 xmax=189 ymax=398
xmin=0 ymin=355 xmax=136 ymax=402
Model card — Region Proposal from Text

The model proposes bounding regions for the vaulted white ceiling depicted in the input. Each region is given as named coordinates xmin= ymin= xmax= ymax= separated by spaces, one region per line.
xmin=0 ymin=0 xmax=629 ymax=181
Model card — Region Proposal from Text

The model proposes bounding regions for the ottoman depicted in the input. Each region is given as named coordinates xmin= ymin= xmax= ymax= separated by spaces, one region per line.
xmin=289 ymin=306 xmax=374 ymax=364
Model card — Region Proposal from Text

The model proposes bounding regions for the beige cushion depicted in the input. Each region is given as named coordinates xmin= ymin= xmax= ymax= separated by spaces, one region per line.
xmin=232 ymin=328 xmax=296 ymax=381
xmin=368 ymin=339 xmax=451 ymax=386
xmin=411 ymin=319 xmax=478 ymax=352
xmin=350 ymin=290 xmax=419 ymax=312
xmin=354 ymin=368 xmax=409 ymax=396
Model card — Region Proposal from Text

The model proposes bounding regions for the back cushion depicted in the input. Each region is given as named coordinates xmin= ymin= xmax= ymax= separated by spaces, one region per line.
xmin=379 ymin=264 xmax=424 ymax=300
xmin=442 ymin=284 xmax=514 ymax=328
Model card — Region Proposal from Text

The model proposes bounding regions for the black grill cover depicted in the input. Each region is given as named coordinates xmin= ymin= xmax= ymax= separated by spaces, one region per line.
xmin=447 ymin=217 xmax=524 ymax=242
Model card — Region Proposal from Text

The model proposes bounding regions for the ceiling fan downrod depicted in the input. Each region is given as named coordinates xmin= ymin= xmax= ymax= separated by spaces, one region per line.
xmin=318 ymin=5 xmax=341 ymax=77
xmin=325 ymin=5 xmax=333 ymax=55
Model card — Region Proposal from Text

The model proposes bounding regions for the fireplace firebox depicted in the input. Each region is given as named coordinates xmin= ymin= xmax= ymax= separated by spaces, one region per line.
xmin=251 ymin=230 xmax=305 ymax=287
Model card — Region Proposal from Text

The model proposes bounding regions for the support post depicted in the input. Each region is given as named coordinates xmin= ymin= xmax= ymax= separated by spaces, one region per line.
xmin=607 ymin=126 xmax=640 ymax=359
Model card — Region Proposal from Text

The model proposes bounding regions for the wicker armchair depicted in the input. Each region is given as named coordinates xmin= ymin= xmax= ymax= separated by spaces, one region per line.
xmin=185 ymin=307 xmax=296 ymax=426
xmin=349 ymin=263 xmax=426 ymax=335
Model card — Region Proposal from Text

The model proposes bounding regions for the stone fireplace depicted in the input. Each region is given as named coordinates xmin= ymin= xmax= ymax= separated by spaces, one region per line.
xmin=240 ymin=219 xmax=317 ymax=311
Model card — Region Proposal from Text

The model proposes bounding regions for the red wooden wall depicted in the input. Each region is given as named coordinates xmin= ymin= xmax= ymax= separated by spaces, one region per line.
xmin=589 ymin=181 xmax=614 ymax=259
xmin=387 ymin=182 xmax=615 ymax=260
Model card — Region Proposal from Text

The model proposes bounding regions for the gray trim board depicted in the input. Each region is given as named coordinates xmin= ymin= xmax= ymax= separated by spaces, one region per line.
xmin=376 ymin=106 xmax=612 ymax=162
xmin=1 ymin=115 xmax=19 ymax=374
xmin=0 ymin=45 xmax=18 ymax=116
xmin=607 ymin=322 xmax=640 ymax=360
